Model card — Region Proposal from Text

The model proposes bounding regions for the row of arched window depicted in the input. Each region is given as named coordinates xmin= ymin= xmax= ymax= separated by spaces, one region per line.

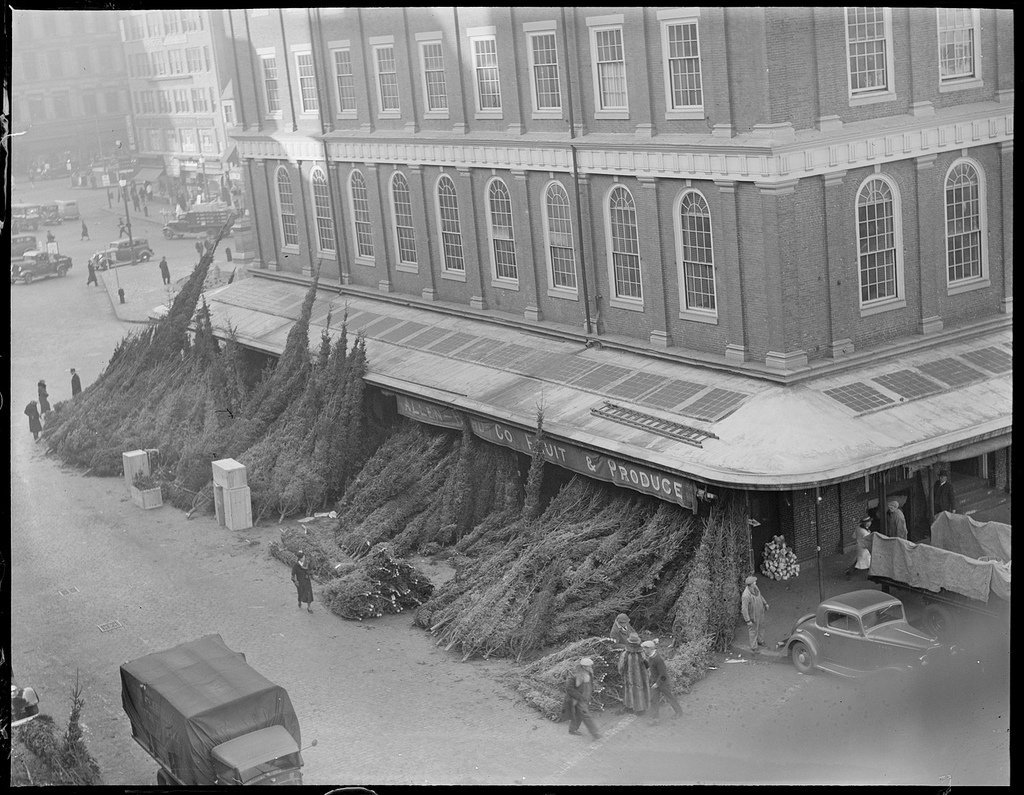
xmin=273 ymin=156 xmax=988 ymax=316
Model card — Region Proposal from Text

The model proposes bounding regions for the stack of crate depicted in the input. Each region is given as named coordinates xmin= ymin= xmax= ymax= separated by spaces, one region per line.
xmin=211 ymin=458 xmax=253 ymax=531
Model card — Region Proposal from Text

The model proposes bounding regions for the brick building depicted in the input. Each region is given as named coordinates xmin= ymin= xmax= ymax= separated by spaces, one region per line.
xmin=10 ymin=10 xmax=130 ymax=175
xmin=209 ymin=7 xmax=1012 ymax=566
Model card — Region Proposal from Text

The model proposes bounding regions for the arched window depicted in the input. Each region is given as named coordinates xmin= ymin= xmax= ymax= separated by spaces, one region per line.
xmin=543 ymin=182 xmax=577 ymax=291
xmin=276 ymin=166 xmax=299 ymax=246
xmin=856 ymin=176 xmax=902 ymax=304
xmin=678 ymin=190 xmax=716 ymax=313
xmin=608 ymin=185 xmax=641 ymax=300
xmin=390 ymin=171 xmax=416 ymax=265
xmin=944 ymin=160 xmax=985 ymax=284
xmin=436 ymin=174 xmax=464 ymax=273
xmin=311 ymin=166 xmax=335 ymax=253
xmin=487 ymin=179 xmax=517 ymax=281
xmin=349 ymin=170 xmax=373 ymax=259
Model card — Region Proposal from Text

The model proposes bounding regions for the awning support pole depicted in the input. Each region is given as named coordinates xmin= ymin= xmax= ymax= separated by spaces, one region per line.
xmin=814 ymin=486 xmax=823 ymax=603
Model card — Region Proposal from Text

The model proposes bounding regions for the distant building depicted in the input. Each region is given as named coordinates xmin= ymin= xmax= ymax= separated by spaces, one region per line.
xmin=212 ymin=8 xmax=1011 ymax=565
xmin=10 ymin=9 xmax=130 ymax=176
xmin=118 ymin=9 xmax=243 ymax=208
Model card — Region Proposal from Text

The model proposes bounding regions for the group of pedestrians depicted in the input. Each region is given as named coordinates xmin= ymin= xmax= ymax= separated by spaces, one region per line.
xmin=23 ymin=371 xmax=82 ymax=442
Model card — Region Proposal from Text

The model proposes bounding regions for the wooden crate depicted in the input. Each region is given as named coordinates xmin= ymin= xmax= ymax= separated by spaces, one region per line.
xmin=131 ymin=486 xmax=163 ymax=510
xmin=222 ymin=486 xmax=253 ymax=531
xmin=212 ymin=458 xmax=248 ymax=489
xmin=123 ymin=450 xmax=150 ymax=493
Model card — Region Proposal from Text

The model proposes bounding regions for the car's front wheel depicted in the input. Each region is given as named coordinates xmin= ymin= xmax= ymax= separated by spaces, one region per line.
xmin=57 ymin=266 xmax=69 ymax=277
xmin=23 ymin=272 xmax=34 ymax=284
xmin=139 ymin=251 xmax=152 ymax=262
xmin=790 ymin=640 xmax=816 ymax=674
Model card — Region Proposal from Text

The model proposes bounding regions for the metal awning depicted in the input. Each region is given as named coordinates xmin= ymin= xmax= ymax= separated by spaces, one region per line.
xmin=133 ymin=167 xmax=165 ymax=183
xmin=202 ymin=274 xmax=1012 ymax=491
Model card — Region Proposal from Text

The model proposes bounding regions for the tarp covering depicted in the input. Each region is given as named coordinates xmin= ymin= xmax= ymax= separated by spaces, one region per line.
xmin=869 ymin=533 xmax=1008 ymax=604
xmin=120 ymin=634 xmax=300 ymax=785
xmin=929 ymin=511 xmax=1011 ymax=562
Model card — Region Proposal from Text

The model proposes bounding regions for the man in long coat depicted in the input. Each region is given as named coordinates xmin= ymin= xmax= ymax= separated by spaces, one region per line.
xmin=70 ymin=368 xmax=82 ymax=397
xmin=25 ymin=401 xmax=43 ymax=441
xmin=617 ymin=633 xmax=650 ymax=714
xmin=887 ymin=499 xmax=908 ymax=540
xmin=933 ymin=471 xmax=957 ymax=516
xmin=291 ymin=550 xmax=314 ymax=613
xmin=37 ymin=380 xmax=50 ymax=415
xmin=642 ymin=640 xmax=682 ymax=722
xmin=562 ymin=658 xmax=601 ymax=740
xmin=741 ymin=575 xmax=769 ymax=652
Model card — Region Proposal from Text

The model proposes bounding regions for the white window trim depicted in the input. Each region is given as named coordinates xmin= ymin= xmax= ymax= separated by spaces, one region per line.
xmin=293 ymin=50 xmax=318 ymax=116
xmin=348 ymin=169 xmax=375 ymax=266
xmin=943 ymin=157 xmax=990 ymax=295
xmin=310 ymin=166 xmax=336 ymax=257
xmin=844 ymin=7 xmax=897 ymax=107
xmin=329 ymin=45 xmax=358 ymax=120
xmin=435 ymin=174 xmax=466 ymax=280
xmin=855 ymin=173 xmax=906 ymax=316
xmin=660 ymin=16 xmax=705 ymax=120
xmin=258 ymin=50 xmax=283 ymax=120
xmin=372 ymin=43 xmax=401 ymax=120
xmin=589 ymin=24 xmax=629 ymax=119
xmin=604 ymin=185 xmax=644 ymax=310
xmin=389 ymin=171 xmax=418 ymax=272
xmin=936 ymin=8 xmax=984 ymax=93
xmin=485 ymin=177 xmax=519 ymax=288
xmin=525 ymin=27 xmax=562 ymax=119
xmin=673 ymin=189 xmax=719 ymax=323
xmin=275 ymin=166 xmax=300 ymax=253
xmin=541 ymin=180 xmax=579 ymax=300
xmin=468 ymin=31 xmax=502 ymax=119
xmin=417 ymin=38 xmax=449 ymax=119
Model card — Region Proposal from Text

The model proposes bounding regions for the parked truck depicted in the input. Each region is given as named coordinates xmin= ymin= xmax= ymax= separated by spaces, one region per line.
xmin=120 ymin=634 xmax=309 ymax=786
xmin=868 ymin=511 xmax=1010 ymax=643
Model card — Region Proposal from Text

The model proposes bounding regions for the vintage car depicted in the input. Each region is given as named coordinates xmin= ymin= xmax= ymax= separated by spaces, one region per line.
xmin=40 ymin=202 xmax=63 ymax=225
xmin=11 ymin=681 xmax=41 ymax=728
xmin=12 ymin=203 xmax=41 ymax=233
xmin=11 ymin=250 xmax=73 ymax=284
xmin=90 ymin=238 xmax=155 ymax=270
xmin=776 ymin=589 xmax=950 ymax=678
xmin=12 ymin=233 xmax=39 ymax=261
xmin=162 ymin=207 xmax=236 ymax=239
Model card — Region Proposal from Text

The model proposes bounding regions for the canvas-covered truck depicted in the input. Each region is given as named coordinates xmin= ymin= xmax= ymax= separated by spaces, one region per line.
xmin=121 ymin=634 xmax=309 ymax=786
xmin=867 ymin=512 xmax=1010 ymax=643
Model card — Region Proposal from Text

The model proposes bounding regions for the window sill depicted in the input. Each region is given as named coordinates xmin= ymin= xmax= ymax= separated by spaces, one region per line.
xmin=848 ymin=89 xmax=897 ymax=107
xmin=264 ymin=112 xmax=284 ymax=121
xmin=396 ymin=262 xmax=419 ymax=274
xmin=281 ymin=244 xmax=301 ymax=255
xmin=859 ymin=297 xmax=906 ymax=318
xmin=609 ymin=296 xmax=644 ymax=312
xmin=666 ymin=108 xmax=705 ymax=121
xmin=377 ymin=111 xmax=401 ymax=120
xmin=299 ymin=112 xmax=319 ymax=119
xmin=678 ymin=308 xmax=718 ymax=325
xmin=474 ymin=109 xmax=503 ymax=120
xmin=547 ymin=287 xmax=579 ymax=301
xmin=531 ymin=109 xmax=563 ymax=120
xmin=595 ymin=109 xmax=630 ymax=120
xmin=938 ymin=76 xmax=984 ymax=93
xmin=423 ymin=110 xmax=449 ymax=119
xmin=491 ymin=278 xmax=520 ymax=290
xmin=336 ymin=110 xmax=358 ymax=120
xmin=354 ymin=256 xmax=376 ymax=268
xmin=440 ymin=270 xmax=466 ymax=282
xmin=316 ymin=250 xmax=338 ymax=261
xmin=947 ymin=276 xmax=990 ymax=296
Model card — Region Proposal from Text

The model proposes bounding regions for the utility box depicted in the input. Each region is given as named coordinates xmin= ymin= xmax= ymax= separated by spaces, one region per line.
xmin=123 ymin=450 xmax=150 ymax=494
xmin=211 ymin=458 xmax=252 ymax=531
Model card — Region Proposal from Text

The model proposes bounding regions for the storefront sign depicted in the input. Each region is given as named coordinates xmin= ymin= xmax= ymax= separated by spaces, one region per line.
xmin=397 ymin=394 xmax=696 ymax=511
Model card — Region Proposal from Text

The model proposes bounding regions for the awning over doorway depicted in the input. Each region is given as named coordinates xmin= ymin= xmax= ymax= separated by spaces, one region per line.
xmin=201 ymin=274 xmax=1012 ymax=492
xmin=133 ymin=167 xmax=165 ymax=183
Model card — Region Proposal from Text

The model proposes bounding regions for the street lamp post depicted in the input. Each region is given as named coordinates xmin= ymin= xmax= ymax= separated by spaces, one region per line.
xmin=119 ymin=178 xmax=137 ymax=278
xmin=199 ymin=155 xmax=206 ymax=203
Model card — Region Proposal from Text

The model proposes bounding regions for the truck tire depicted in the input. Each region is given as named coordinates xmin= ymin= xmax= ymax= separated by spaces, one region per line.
xmin=790 ymin=641 xmax=816 ymax=674
xmin=923 ymin=604 xmax=957 ymax=640
xmin=23 ymin=272 xmax=34 ymax=284
xmin=163 ymin=228 xmax=174 ymax=239
xmin=57 ymin=265 xmax=69 ymax=277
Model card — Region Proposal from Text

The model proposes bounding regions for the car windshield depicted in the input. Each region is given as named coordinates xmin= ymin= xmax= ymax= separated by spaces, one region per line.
xmin=861 ymin=603 xmax=904 ymax=630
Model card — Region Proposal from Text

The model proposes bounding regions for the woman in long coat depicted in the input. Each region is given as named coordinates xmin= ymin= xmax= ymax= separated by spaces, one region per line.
xmin=37 ymin=380 xmax=50 ymax=415
xmin=24 ymin=401 xmax=43 ymax=441
xmin=291 ymin=550 xmax=314 ymax=613
xmin=618 ymin=633 xmax=650 ymax=714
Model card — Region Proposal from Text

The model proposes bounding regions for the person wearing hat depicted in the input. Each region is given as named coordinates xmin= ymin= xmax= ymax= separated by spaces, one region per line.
xmin=563 ymin=658 xmax=601 ymax=740
xmin=608 ymin=612 xmax=638 ymax=646
xmin=845 ymin=516 xmax=873 ymax=578
xmin=617 ymin=632 xmax=650 ymax=715
xmin=886 ymin=498 xmax=908 ymax=541
xmin=933 ymin=471 xmax=957 ymax=517
xmin=24 ymin=400 xmax=43 ymax=441
xmin=741 ymin=575 xmax=769 ymax=653
xmin=290 ymin=550 xmax=314 ymax=613
xmin=70 ymin=368 xmax=82 ymax=397
xmin=37 ymin=380 xmax=51 ymax=415
xmin=641 ymin=640 xmax=682 ymax=723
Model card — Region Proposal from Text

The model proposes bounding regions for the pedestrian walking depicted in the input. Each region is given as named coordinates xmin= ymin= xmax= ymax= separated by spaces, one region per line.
xmin=159 ymin=256 xmax=171 ymax=285
xmin=24 ymin=401 xmax=43 ymax=441
xmin=46 ymin=230 xmax=56 ymax=243
xmin=562 ymin=658 xmax=601 ymax=740
xmin=80 ymin=220 xmax=90 ymax=240
xmin=617 ymin=633 xmax=650 ymax=715
xmin=37 ymin=380 xmax=51 ymax=415
xmin=86 ymin=260 xmax=98 ymax=286
xmin=741 ymin=575 xmax=769 ymax=653
xmin=195 ymin=240 xmax=204 ymax=258
xmin=933 ymin=471 xmax=957 ymax=516
xmin=70 ymin=368 xmax=82 ymax=397
xmin=291 ymin=551 xmax=314 ymax=613
xmin=641 ymin=641 xmax=682 ymax=723
xmin=132 ymin=192 xmax=141 ymax=212
xmin=107 ymin=188 xmax=113 ymax=208
xmin=886 ymin=499 xmax=908 ymax=541
xmin=608 ymin=612 xmax=638 ymax=646
xmin=118 ymin=218 xmax=128 ymax=237
xmin=844 ymin=516 xmax=873 ymax=578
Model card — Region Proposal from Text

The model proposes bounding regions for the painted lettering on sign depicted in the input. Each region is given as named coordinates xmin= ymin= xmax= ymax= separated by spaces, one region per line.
xmin=395 ymin=394 xmax=462 ymax=429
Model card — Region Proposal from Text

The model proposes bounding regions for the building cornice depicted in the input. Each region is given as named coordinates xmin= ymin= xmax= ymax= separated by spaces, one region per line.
xmin=232 ymin=105 xmax=1013 ymax=186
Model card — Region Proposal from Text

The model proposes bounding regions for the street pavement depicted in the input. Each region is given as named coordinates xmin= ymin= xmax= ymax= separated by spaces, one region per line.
xmin=8 ymin=177 xmax=1010 ymax=786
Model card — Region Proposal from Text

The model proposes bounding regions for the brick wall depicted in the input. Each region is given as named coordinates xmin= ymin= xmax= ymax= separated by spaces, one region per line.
xmin=764 ymin=7 xmax=817 ymax=131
